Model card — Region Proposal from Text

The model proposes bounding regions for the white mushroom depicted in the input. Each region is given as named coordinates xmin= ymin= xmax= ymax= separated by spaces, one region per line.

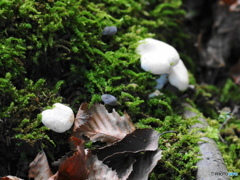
xmin=137 ymin=38 xmax=180 ymax=73
xmin=41 ymin=103 xmax=74 ymax=133
xmin=136 ymin=38 xmax=189 ymax=91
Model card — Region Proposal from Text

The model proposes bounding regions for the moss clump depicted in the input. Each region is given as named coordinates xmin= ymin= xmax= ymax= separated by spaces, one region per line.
xmin=0 ymin=73 xmax=63 ymax=143
xmin=135 ymin=114 xmax=200 ymax=179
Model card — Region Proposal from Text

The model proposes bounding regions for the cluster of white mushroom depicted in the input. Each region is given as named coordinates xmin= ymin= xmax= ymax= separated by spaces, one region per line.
xmin=136 ymin=38 xmax=189 ymax=91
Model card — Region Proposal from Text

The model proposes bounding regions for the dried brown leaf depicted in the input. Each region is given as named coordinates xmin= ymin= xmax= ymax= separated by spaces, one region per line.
xmin=93 ymin=129 xmax=160 ymax=161
xmin=222 ymin=0 xmax=237 ymax=6
xmin=73 ymin=103 xmax=135 ymax=144
xmin=87 ymin=155 xmax=121 ymax=180
xmin=28 ymin=151 xmax=53 ymax=180
xmin=127 ymin=149 xmax=162 ymax=180
xmin=53 ymin=137 xmax=124 ymax=180
xmin=52 ymin=151 xmax=74 ymax=168
xmin=56 ymin=138 xmax=89 ymax=180
xmin=102 ymin=153 xmax=136 ymax=179
xmin=91 ymin=129 xmax=160 ymax=179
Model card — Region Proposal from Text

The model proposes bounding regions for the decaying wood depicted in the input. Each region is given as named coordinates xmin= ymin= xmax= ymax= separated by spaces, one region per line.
xmin=183 ymin=103 xmax=229 ymax=180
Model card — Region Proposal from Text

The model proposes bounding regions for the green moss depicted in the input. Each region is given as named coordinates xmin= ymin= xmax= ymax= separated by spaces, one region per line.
xmin=135 ymin=113 xmax=200 ymax=179
xmin=220 ymin=79 xmax=240 ymax=103
xmin=0 ymin=73 xmax=63 ymax=144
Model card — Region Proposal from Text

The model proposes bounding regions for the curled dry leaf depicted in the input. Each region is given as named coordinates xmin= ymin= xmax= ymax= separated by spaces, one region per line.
xmin=28 ymin=151 xmax=53 ymax=180
xmin=101 ymin=153 xmax=136 ymax=179
xmin=87 ymin=155 xmax=120 ymax=180
xmin=127 ymin=149 xmax=162 ymax=180
xmin=73 ymin=103 xmax=135 ymax=144
xmin=93 ymin=129 xmax=160 ymax=161
xmin=92 ymin=129 xmax=161 ymax=179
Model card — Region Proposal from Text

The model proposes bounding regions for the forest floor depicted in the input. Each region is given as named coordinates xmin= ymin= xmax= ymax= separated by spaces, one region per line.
xmin=0 ymin=0 xmax=240 ymax=179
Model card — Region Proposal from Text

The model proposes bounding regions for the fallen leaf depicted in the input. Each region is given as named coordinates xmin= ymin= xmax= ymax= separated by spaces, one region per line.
xmin=52 ymin=137 xmax=124 ymax=180
xmin=28 ymin=151 xmax=53 ymax=180
xmin=52 ymin=151 xmax=74 ymax=168
xmin=101 ymin=153 xmax=136 ymax=179
xmin=91 ymin=129 xmax=161 ymax=179
xmin=56 ymin=138 xmax=89 ymax=180
xmin=87 ymin=155 xmax=121 ymax=180
xmin=92 ymin=129 xmax=160 ymax=161
xmin=127 ymin=149 xmax=162 ymax=180
xmin=73 ymin=103 xmax=135 ymax=144
xmin=222 ymin=0 xmax=237 ymax=6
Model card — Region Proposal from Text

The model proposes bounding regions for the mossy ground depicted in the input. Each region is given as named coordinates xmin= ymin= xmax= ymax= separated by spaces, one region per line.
xmin=0 ymin=0 xmax=239 ymax=179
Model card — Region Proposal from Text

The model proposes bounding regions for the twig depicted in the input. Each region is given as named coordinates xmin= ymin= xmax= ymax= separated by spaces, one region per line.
xmin=159 ymin=131 xmax=177 ymax=137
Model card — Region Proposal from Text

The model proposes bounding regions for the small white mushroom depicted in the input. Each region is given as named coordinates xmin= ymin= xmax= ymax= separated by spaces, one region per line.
xmin=41 ymin=103 xmax=74 ymax=133
xmin=136 ymin=38 xmax=189 ymax=91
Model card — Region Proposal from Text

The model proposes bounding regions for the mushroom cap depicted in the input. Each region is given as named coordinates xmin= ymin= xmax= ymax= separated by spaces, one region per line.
xmin=41 ymin=103 xmax=74 ymax=133
xmin=140 ymin=53 xmax=171 ymax=74
xmin=137 ymin=38 xmax=180 ymax=74
xmin=168 ymin=59 xmax=189 ymax=91
xmin=102 ymin=26 xmax=117 ymax=36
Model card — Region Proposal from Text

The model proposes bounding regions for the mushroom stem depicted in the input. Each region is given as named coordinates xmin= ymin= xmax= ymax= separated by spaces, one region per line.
xmin=155 ymin=73 xmax=169 ymax=90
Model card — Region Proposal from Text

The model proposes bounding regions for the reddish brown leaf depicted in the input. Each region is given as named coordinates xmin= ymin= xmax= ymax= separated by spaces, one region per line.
xmin=222 ymin=0 xmax=237 ymax=6
xmin=73 ymin=103 xmax=135 ymax=144
xmin=57 ymin=138 xmax=89 ymax=180
xmin=28 ymin=151 xmax=53 ymax=180
xmin=0 ymin=176 xmax=23 ymax=180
